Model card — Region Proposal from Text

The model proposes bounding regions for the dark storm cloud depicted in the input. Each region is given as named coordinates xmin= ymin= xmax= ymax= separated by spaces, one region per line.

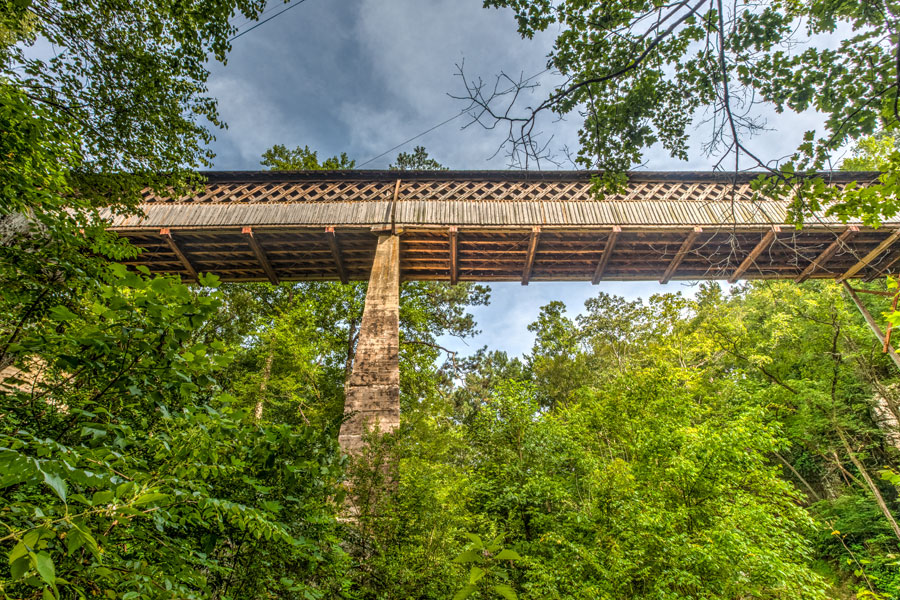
xmin=206 ymin=0 xmax=573 ymax=170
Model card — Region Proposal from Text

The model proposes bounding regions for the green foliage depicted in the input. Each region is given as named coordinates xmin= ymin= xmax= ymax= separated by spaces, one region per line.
xmin=452 ymin=533 xmax=521 ymax=600
xmin=844 ymin=133 xmax=900 ymax=172
xmin=2 ymin=0 xmax=266 ymax=179
xmin=0 ymin=267 xmax=348 ymax=598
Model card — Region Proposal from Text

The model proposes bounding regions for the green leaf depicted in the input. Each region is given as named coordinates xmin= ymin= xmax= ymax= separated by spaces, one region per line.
xmin=0 ymin=450 xmax=38 ymax=488
xmin=48 ymin=305 xmax=78 ymax=321
xmin=453 ymin=549 xmax=483 ymax=564
xmin=92 ymin=490 xmax=114 ymax=506
xmin=468 ymin=566 xmax=486 ymax=585
xmin=452 ymin=584 xmax=477 ymax=600
xmin=495 ymin=549 xmax=522 ymax=561
xmin=133 ymin=492 xmax=168 ymax=506
xmin=41 ymin=470 xmax=66 ymax=503
xmin=10 ymin=555 xmax=29 ymax=581
xmin=34 ymin=552 xmax=56 ymax=587
xmin=493 ymin=584 xmax=517 ymax=600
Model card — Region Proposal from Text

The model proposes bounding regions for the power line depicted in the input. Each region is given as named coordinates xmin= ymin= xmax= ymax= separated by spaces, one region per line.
xmin=229 ymin=0 xmax=292 ymax=31
xmin=357 ymin=111 xmax=467 ymax=168
xmin=357 ymin=68 xmax=552 ymax=168
xmin=228 ymin=0 xmax=312 ymax=43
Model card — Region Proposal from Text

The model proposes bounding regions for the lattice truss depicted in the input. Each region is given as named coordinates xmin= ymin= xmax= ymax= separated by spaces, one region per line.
xmin=111 ymin=173 xmax=894 ymax=284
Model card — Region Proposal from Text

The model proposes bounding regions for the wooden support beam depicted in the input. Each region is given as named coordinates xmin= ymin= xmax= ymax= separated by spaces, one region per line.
xmin=521 ymin=226 xmax=540 ymax=286
xmin=796 ymin=226 xmax=859 ymax=283
xmin=449 ymin=226 xmax=458 ymax=285
xmin=838 ymin=228 xmax=900 ymax=282
xmin=325 ymin=227 xmax=348 ymax=284
xmin=842 ymin=281 xmax=900 ymax=369
xmin=390 ymin=178 xmax=401 ymax=234
xmin=242 ymin=227 xmax=279 ymax=285
xmin=866 ymin=247 xmax=900 ymax=282
xmin=729 ymin=226 xmax=781 ymax=283
xmin=660 ymin=227 xmax=702 ymax=284
xmin=159 ymin=228 xmax=198 ymax=281
xmin=592 ymin=226 xmax=621 ymax=285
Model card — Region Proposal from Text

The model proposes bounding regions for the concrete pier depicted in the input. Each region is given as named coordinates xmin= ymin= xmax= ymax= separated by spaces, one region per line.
xmin=338 ymin=234 xmax=400 ymax=453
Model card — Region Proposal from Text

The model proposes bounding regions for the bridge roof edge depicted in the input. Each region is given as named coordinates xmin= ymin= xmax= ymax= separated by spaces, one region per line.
xmin=198 ymin=170 xmax=881 ymax=184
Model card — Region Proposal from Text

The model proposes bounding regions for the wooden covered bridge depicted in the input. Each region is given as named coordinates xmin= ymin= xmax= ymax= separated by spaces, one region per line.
xmin=107 ymin=170 xmax=895 ymax=451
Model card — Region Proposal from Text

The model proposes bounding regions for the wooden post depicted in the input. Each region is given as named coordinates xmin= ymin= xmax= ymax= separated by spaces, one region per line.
xmin=592 ymin=226 xmax=621 ymax=284
xmin=242 ymin=227 xmax=279 ymax=285
xmin=729 ymin=226 xmax=780 ymax=283
xmin=660 ymin=227 xmax=701 ymax=284
xmin=325 ymin=227 xmax=348 ymax=284
xmin=449 ymin=226 xmax=458 ymax=285
xmin=522 ymin=227 xmax=540 ymax=285
xmin=796 ymin=226 xmax=858 ymax=283
xmin=839 ymin=229 xmax=900 ymax=282
xmin=338 ymin=234 xmax=400 ymax=454
xmin=159 ymin=228 xmax=198 ymax=281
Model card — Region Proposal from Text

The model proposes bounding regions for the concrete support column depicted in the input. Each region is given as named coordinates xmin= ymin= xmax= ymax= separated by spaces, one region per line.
xmin=338 ymin=234 xmax=400 ymax=454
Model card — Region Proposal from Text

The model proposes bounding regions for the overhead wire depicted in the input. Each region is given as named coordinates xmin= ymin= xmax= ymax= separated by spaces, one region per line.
xmin=228 ymin=0 xmax=312 ymax=43
xmin=357 ymin=68 xmax=552 ymax=168
xmin=357 ymin=111 xmax=468 ymax=168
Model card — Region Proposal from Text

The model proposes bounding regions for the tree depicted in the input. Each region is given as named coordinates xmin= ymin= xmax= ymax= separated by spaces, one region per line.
xmin=390 ymin=146 xmax=448 ymax=171
xmin=261 ymin=145 xmax=356 ymax=170
xmin=464 ymin=0 xmax=898 ymax=224
xmin=0 ymin=0 xmax=271 ymax=370
xmin=843 ymin=132 xmax=900 ymax=172
xmin=0 ymin=268 xmax=349 ymax=598
xmin=1 ymin=0 xmax=265 ymax=181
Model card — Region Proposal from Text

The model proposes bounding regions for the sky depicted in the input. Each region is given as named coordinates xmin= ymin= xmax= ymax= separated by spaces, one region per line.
xmin=205 ymin=0 xmax=828 ymax=357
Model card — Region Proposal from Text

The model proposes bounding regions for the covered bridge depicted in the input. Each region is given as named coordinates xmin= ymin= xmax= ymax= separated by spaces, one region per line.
xmin=108 ymin=170 xmax=895 ymax=286
xmin=107 ymin=170 xmax=895 ymax=452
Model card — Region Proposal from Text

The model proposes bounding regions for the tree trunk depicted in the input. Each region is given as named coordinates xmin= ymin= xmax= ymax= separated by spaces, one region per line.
xmin=773 ymin=451 xmax=821 ymax=502
xmin=837 ymin=427 xmax=900 ymax=542
xmin=253 ymin=351 xmax=274 ymax=422
xmin=871 ymin=383 xmax=900 ymax=451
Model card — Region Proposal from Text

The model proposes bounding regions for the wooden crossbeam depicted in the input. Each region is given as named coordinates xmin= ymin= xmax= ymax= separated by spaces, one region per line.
xmin=660 ymin=227 xmax=702 ymax=284
xmin=838 ymin=228 xmax=900 ymax=282
xmin=865 ymin=247 xmax=900 ymax=282
xmin=522 ymin=227 xmax=541 ymax=285
xmin=242 ymin=227 xmax=279 ymax=285
xmin=325 ymin=227 xmax=348 ymax=284
xmin=592 ymin=226 xmax=621 ymax=284
xmin=159 ymin=228 xmax=198 ymax=281
xmin=796 ymin=225 xmax=859 ymax=283
xmin=449 ymin=226 xmax=458 ymax=285
xmin=729 ymin=226 xmax=781 ymax=283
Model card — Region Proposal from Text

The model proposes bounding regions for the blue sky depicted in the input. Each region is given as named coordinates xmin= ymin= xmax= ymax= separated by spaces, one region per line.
xmin=206 ymin=0 xmax=827 ymax=356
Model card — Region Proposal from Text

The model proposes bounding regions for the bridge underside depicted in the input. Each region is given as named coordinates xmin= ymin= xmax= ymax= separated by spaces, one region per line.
xmin=115 ymin=225 xmax=899 ymax=284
